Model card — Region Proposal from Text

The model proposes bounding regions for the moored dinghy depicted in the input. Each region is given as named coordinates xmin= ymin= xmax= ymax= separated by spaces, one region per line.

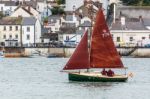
xmin=62 ymin=9 xmax=128 ymax=82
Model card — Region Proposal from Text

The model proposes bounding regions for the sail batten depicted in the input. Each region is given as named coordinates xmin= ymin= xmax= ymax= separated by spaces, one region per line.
xmin=90 ymin=9 xmax=124 ymax=68
xmin=63 ymin=30 xmax=90 ymax=70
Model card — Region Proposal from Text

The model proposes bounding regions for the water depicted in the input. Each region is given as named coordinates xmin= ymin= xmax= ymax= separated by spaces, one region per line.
xmin=0 ymin=58 xmax=150 ymax=99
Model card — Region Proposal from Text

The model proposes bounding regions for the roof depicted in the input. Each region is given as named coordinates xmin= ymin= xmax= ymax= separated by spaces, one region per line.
xmin=22 ymin=7 xmax=33 ymax=15
xmin=111 ymin=18 xmax=148 ymax=30
xmin=76 ymin=29 xmax=85 ymax=34
xmin=22 ymin=17 xmax=36 ymax=25
xmin=65 ymin=14 xmax=80 ymax=21
xmin=22 ymin=1 xmax=37 ymax=9
xmin=41 ymin=27 xmax=49 ymax=34
xmin=79 ymin=21 xmax=92 ymax=27
xmin=116 ymin=6 xmax=150 ymax=19
xmin=0 ymin=1 xmax=18 ymax=6
xmin=48 ymin=15 xmax=61 ymax=23
xmin=0 ymin=17 xmax=22 ymax=25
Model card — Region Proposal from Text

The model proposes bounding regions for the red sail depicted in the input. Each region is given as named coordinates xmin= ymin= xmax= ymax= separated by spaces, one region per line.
xmin=63 ymin=30 xmax=90 ymax=70
xmin=90 ymin=9 xmax=124 ymax=68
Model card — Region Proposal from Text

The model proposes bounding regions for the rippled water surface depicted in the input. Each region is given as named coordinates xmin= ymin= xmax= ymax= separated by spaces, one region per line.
xmin=0 ymin=58 xmax=150 ymax=99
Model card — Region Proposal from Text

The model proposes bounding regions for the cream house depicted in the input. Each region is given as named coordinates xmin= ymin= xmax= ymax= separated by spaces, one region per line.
xmin=0 ymin=17 xmax=22 ymax=47
xmin=0 ymin=16 xmax=42 ymax=47
xmin=10 ymin=6 xmax=41 ymax=21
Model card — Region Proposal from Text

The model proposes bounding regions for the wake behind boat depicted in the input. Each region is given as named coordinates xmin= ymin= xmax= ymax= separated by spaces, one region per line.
xmin=62 ymin=9 xmax=128 ymax=82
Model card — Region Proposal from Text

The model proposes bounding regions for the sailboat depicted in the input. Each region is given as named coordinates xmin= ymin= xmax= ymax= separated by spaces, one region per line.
xmin=62 ymin=9 xmax=128 ymax=82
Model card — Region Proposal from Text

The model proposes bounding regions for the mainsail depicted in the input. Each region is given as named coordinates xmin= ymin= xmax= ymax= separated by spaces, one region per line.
xmin=90 ymin=9 xmax=124 ymax=68
xmin=63 ymin=30 xmax=90 ymax=70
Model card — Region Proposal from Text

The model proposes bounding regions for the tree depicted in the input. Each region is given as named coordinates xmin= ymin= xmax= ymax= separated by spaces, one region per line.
xmin=143 ymin=0 xmax=150 ymax=6
xmin=120 ymin=0 xmax=150 ymax=6
xmin=56 ymin=0 xmax=65 ymax=5
xmin=0 ymin=12 xmax=5 ymax=19
xmin=51 ymin=7 xmax=65 ymax=15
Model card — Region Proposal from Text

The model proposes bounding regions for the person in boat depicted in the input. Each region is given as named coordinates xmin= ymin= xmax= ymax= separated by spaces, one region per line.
xmin=107 ymin=69 xmax=115 ymax=77
xmin=101 ymin=68 xmax=107 ymax=75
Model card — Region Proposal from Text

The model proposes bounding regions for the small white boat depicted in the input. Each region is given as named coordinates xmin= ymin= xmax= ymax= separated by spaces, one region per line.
xmin=0 ymin=51 xmax=4 ymax=58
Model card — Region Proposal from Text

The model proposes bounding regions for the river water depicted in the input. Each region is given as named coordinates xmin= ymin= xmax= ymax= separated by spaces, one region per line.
xmin=0 ymin=58 xmax=150 ymax=99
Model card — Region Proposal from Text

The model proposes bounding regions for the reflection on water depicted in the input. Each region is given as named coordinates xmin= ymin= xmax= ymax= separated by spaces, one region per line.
xmin=0 ymin=58 xmax=150 ymax=99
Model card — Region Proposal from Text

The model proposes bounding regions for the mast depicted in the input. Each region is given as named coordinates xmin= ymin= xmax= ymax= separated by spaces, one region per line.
xmin=86 ymin=0 xmax=93 ymax=71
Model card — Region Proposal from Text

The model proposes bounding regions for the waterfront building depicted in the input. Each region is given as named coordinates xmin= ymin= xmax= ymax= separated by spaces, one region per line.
xmin=40 ymin=27 xmax=58 ymax=46
xmin=58 ymin=29 xmax=84 ymax=47
xmin=0 ymin=17 xmax=22 ymax=47
xmin=0 ymin=17 xmax=41 ymax=47
xmin=22 ymin=17 xmax=41 ymax=47
xmin=110 ymin=17 xmax=150 ymax=47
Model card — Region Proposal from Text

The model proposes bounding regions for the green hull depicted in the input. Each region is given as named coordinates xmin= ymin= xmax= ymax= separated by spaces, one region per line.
xmin=69 ymin=73 xmax=128 ymax=82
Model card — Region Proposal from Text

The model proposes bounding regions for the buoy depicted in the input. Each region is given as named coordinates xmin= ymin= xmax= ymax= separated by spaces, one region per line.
xmin=128 ymin=72 xmax=134 ymax=78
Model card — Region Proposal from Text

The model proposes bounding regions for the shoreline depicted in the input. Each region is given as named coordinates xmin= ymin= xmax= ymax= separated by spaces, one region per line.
xmin=1 ymin=47 xmax=150 ymax=58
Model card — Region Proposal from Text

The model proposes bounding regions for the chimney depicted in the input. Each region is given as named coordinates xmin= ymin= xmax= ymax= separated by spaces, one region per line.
xmin=139 ymin=15 xmax=143 ymax=22
xmin=121 ymin=16 xmax=125 ymax=26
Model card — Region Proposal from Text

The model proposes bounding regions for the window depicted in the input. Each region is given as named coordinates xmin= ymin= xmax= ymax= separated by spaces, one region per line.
xmin=46 ymin=12 xmax=48 ymax=16
xmin=142 ymin=37 xmax=145 ymax=40
xmin=15 ymin=35 xmax=18 ymax=39
xmin=1 ymin=7 xmax=3 ymax=11
xmin=66 ymin=36 xmax=69 ymax=41
xmin=3 ymin=26 xmax=6 ymax=31
xmin=9 ymin=35 xmax=12 ymax=39
xmin=41 ymin=39 xmax=44 ymax=43
xmin=3 ymin=35 xmax=6 ymax=39
xmin=16 ymin=26 xmax=18 ymax=31
xmin=129 ymin=37 xmax=133 ymax=41
xmin=10 ymin=26 xmax=12 ymax=31
xmin=27 ymin=27 xmax=30 ymax=32
xmin=27 ymin=35 xmax=30 ymax=40
xmin=10 ymin=7 xmax=12 ymax=11
xmin=55 ymin=28 xmax=58 ymax=31
xmin=117 ymin=37 xmax=120 ymax=42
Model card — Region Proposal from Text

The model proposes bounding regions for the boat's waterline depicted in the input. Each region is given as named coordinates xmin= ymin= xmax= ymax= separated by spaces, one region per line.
xmin=68 ymin=72 xmax=128 ymax=82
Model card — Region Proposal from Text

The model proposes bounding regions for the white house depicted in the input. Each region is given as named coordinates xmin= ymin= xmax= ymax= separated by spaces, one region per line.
xmin=36 ymin=1 xmax=52 ymax=20
xmin=110 ymin=17 xmax=150 ymax=47
xmin=22 ymin=17 xmax=41 ymax=47
xmin=0 ymin=1 xmax=18 ymax=15
xmin=65 ymin=0 xmax=84 ymax=12
xmin=65 ymin=0 xmax=109 ymax=16
xmin=61 ymin=13 xmax=80 ymax=27
xmin=43 ymin=15 xmax=61 ymax=33
xmin=59 ymin=29 xmax=85 ymax=46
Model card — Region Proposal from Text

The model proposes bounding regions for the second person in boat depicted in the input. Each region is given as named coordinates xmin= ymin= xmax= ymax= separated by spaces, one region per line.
xmin=107 ymin=69 xmax=115 ymax=77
